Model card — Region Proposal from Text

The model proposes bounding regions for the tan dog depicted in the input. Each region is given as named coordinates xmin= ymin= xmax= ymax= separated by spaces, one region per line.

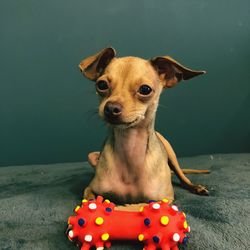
xmin=80 ymin=47 xmax=209 ymax=205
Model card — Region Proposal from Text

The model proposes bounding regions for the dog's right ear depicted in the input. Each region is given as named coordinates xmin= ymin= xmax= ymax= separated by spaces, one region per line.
xmin=151 ymin=56 xmax=206 ymax=88
xmin=79 ymin=47 xmax=116 ymax=81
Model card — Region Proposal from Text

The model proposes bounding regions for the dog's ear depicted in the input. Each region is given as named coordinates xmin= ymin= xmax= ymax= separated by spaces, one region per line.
xmin=79 ymin=47 xmax=116 ymax=81
xmin=151 ymin=56 xmax=206 ymax=88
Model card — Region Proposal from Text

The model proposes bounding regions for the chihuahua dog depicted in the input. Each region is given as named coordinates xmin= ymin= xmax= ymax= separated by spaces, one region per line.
xmin=79 ymin=48 xmax=209 ymax=205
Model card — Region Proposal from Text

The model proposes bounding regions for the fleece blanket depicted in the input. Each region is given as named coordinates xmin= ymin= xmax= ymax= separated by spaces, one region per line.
xmin=0 ymin=154 xmax=249 ymax=250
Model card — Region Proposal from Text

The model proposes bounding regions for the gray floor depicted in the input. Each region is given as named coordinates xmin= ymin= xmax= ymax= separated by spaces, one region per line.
xmin=0 ymin=154 xmax=249 ymax=250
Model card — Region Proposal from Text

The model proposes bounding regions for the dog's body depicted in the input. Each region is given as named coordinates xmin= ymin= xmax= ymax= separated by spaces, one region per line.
xmin=80 ymin=48 xmax=209 ymax=205
xmin=86 ymin=129 xmax=173 ymax=204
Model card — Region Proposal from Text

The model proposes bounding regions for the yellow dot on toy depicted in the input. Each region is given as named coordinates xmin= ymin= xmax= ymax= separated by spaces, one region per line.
xmin=74 ymin=206 xmax=80 ymax=212
xmin=101 ymin=233 xmax=109 ymax=241
xmin=138 ymin=234 xmax=144 ymax=241
xmin=139 ymin=207 xmax=144 ymax=212
xmin=160 ymin=216 xmax=169 ymax=226
xmin=104 ymin=199 xmax=110 ymax=203
xmin=95 ymin=217 xmax=104 ymax=225
xmin=183 ymin=220 xmax=188 ymax=229
xmin=82 ymin=199 xmax=88 ymax=203
xmin=162 ymin=198 xmax=169 ymax=203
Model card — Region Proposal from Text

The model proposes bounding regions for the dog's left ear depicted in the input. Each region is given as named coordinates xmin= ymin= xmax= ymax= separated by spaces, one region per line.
xmin=79 ymin=47 xmax=116 ymax=81
xmin=151 ymin=56 xmax=206 ymax=88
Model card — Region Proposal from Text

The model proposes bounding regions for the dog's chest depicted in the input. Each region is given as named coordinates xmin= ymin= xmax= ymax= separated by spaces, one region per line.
xmin=92 ymin=131 xmax=173 ymax=201
xmin=96 ymin=150 xmax=171 ymax=198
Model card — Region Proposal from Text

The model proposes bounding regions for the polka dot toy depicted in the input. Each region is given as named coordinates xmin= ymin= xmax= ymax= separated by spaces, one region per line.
xmin=67 ymin=196 xmax=190 ymax=250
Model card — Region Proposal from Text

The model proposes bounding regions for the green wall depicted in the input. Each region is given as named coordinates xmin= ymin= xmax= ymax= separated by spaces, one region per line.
xmin=0 ymin=0 xmax=249 ymax=166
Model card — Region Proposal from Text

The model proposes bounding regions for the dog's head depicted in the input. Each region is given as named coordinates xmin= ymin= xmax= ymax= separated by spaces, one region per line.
xmin=79 ymin=48 xmax=205 ymax=128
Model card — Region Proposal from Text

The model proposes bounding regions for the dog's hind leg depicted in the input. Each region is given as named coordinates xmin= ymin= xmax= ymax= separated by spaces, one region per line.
xmin=156 ymin=132 xmax=209 ymax=195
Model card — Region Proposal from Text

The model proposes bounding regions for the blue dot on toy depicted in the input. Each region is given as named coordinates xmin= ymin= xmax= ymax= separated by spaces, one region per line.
xmin=148 ymin=200 xmax=156 ymax=203
xmin=153 ymin=235 xmax=160 ymax=243
xmin=144 ymin=218 xmax=151 ymax=226
xmin=106 ymin=207 xmax=112 ymax=212
xmin=78 ymin=218 xmax=85 ymax=226
xmin=183 ymin=236 xmax=189 ymax=244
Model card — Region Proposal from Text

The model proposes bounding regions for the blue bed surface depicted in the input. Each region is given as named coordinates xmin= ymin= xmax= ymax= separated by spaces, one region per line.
xmin=0 ymin=153 xmax=249 ymax=250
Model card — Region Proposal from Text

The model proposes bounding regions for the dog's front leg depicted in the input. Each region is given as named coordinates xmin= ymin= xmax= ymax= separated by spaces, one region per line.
xmin=88 ymin=151 xmax=100 ymax=167
xmin=83 ymin=186 xmax=96 ymax=200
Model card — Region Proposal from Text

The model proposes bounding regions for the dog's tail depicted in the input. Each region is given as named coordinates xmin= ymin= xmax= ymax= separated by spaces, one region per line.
xmin=174 ymin=169 xmax=210 ymax=174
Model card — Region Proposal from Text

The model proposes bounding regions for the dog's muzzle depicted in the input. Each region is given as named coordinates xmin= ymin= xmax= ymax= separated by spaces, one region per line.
xmin=104 ymin=101 xmax=123 ymax=124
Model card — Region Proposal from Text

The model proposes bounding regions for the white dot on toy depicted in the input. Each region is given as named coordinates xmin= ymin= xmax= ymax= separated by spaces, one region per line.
xmin=88 ymin=203 xmax=97 ymax=210
xmin=84 ymin=234 xmax=92 ymax=242
xmin=152 ymin=203 xmax=161 ymax=209
xmin=68 ymin=230 xmax=74 ymax=238
xmin=173 ymin=233 xmax=180 ymax=242
xmin=172 ymin=205 xmax=179 ymax=211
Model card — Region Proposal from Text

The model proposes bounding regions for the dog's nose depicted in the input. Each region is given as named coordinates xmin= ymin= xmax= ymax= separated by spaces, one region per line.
xmin=104 ymin=102 xmax=122 ymax=120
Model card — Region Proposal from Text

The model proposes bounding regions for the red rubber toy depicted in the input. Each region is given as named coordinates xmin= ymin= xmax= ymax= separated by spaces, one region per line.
xmin=67 ymin=196 xmax=190 ymax=250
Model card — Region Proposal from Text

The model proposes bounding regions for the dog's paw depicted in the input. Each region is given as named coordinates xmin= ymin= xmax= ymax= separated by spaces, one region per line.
xmin=191 ymin=184 xmax=209 ymax=196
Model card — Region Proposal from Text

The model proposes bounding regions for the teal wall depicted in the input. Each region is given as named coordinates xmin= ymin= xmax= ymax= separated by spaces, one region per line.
xmin=0 ymin=0 xmax=249 ymax=166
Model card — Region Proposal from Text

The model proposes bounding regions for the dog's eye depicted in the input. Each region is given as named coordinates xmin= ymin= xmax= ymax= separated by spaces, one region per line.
xmin=139 ymin=85 xmax=152 ymax=95
xmin=96 ymin=80 xmax=109 ymax=91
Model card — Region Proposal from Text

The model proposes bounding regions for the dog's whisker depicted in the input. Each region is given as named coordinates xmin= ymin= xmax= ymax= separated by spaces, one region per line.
xmin=158 ymin=103 xmax=168 ymax=109
xmin=80 ymin=108 xmax=99 ymax=121
xmin=85 ymin=110 xmax=98 ymax=116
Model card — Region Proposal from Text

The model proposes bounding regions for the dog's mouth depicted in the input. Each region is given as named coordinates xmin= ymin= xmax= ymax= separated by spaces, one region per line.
xmin=105 ymin=115 xmax=145 ymax=129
